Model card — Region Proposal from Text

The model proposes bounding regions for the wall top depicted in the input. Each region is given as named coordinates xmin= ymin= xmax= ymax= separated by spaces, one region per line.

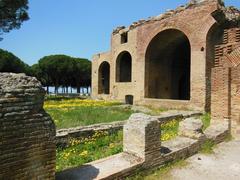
xmin=189 ymin=0 xmax=222 ymax=4
xmin=190 ymin=0 xmax=206 ymax=4
xmin=0 ymin=73 xmax=42 ymax=91
xmin=113 ymin=0 xmax=221 ymax=35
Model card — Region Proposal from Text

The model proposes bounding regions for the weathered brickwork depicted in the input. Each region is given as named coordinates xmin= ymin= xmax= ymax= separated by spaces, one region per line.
xmin=92 ymin=0 xmax=240 ymax=111
xmin=57 ymin=113 xmax=229 ymax=179
xmin=123 ymin=114 xmax=161 ymax=162
xmin=211 ymin=67 xmax=231 ymax=120
xmin=211 ymin=28 xmax=240 ymax=137
xmin=0 ymin=73 xmax=56 ymax=179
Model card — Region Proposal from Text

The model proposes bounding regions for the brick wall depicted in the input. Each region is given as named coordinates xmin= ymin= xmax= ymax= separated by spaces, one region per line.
xmin=211 ymin=28 xmax=240 ymax=137
xmin=92 ymin=0 xmax=240 ymax=111
xmin=211 ymin=67 xmax=231 ymax=121
xmin=0 ymin=73 xmax=56 ymax=179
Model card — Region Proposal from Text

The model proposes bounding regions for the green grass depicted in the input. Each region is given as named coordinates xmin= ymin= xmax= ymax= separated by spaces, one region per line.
xmin=225 ymin=133 xmax=233 ymax=142
xmin=44 ymin=95 xmax=91 ymax=102
xmin=145 ymin=105 xmax=167 ymax=116
xmin=46 ymin=106 xmax=133 ymax=129
xmin=161 ymin=119 xmax=180 ymax=141
xmin=56 ymin=130 xmax=123 ymax=171
xmin=128 ymin=160 xmax=188 ymax=180
xmin=201 ymin=113 xmax=211 ymax=130
xmin=200 ymin=139 xmax=215 ymax=154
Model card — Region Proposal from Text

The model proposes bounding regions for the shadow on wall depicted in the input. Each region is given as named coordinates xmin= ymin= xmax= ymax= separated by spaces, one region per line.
xmin=56 ymin=165 xmax=100 ymax=180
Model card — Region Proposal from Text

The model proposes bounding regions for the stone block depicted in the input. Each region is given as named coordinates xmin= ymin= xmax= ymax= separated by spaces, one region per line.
xmin=178 ymin=118 xmax=205 ymax=140
xmin=123 ymin=113 xmax=161 ymax=161
xmin=205 ymin=121 xmax=230 ymax=143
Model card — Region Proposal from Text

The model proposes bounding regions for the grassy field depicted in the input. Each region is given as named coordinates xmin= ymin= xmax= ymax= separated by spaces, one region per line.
xmin=44 ymin=98 xmax=133 ymax=129
xmin=56 ymin=130 xmax=123 ymax=171
xmin=46 ymin=97 xmax=211 ymax=173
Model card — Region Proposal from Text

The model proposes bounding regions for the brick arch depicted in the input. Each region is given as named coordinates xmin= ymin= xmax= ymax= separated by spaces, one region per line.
xmin=98 ymin=61 xmax=110 ymax=94
xmin=115 ymin=51 xmax=132 ymax=82
xmin=139 ymin=24 xmax=193 ymax=57
xmin=144 ymin=29 xmax=191 ymax=100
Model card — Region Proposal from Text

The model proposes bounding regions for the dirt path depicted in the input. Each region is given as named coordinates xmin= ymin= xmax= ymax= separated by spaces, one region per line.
xmin=168 ymin=140 xmax=240 ymax=180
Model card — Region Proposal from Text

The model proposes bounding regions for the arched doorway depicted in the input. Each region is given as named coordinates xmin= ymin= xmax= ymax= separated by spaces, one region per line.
xmin=116 ymin=51 xmax=132 ymax=82
xmin=145 ymin=29 xmax=191 ymax=100
xmin=98 ymin=61 xmax=110 ymax=94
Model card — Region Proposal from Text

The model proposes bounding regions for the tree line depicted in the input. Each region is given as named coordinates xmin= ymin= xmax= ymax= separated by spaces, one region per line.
xmin=0 ymin=49 xmax=91 ymax=94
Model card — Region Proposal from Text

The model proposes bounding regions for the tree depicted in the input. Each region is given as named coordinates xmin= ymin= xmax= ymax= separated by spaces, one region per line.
xmin=38 ymin=55 xmax=74 ymax=94
xmin=0 ymin=0 xmax=29 ymax=40
xmin=0 ymin=48 xmax=30 ymax=74
xmin=74 ymin=58 xmax=91 ymax=93
xmin=31 ymin=63 xmax=52 ymax=93
xmin=34 ymin=55 xmax=91 ymax=94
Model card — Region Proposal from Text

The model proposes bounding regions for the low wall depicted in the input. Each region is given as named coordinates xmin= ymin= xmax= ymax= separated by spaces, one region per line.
xmin=56 ymin=110 xmax=202 ymax=148
xmin=137 ymin=98 xmax=201 ymax=111
xmin=56 ymin=113 xmax=228 ymax=180
xmin=56 ymin=121 xmax=125 ymax=148
xmin=0 ymin=73 xmax=56 ymax=179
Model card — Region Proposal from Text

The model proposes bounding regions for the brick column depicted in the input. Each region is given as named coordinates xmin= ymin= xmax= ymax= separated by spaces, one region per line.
xmin=0 ymin=73 xmax=56 ymax=179
xmin=211 ymin=67 xmax=231 ymax=122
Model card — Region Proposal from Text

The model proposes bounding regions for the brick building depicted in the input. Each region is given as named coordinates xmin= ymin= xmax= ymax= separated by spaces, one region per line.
xmin=91 ymin=0 xmax=240 ymax=111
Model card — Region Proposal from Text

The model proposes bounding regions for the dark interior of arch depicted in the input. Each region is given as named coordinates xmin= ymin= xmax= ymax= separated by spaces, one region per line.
xmin=145 ymin=29 xmax=191 ymax=100
xmin=98 ymin=62 xmax=110 ymax=94
xmin=116 ymin=52 xmax=132 ymax=82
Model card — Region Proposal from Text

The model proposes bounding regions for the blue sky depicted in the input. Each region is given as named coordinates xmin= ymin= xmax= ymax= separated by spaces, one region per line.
xmin=0 ymin=0 xmax=239 ymax=65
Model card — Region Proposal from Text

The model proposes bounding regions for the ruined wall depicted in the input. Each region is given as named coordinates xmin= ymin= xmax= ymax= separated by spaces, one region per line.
xmin=211 ymin=28 xmax=240 ymax=137
xmin=92 ymin=0 xmax=231 ymax=110
xmin=0 ymin=73 xmax=56 ymax=179
xmin=136 ymin=0 xmax=219 ymax=110
xmin=92 ymin=0 xmax=240 ymax=111
xmin=57 ymin=112 xmax=229 ymax=179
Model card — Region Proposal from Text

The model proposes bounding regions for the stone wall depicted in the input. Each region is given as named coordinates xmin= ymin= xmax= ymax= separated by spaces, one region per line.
xmin=0 ymin=73 xmax=56 ymax=179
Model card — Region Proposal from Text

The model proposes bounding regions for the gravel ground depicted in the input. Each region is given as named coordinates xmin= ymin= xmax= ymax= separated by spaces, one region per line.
xmin=168 ymin=140 xmax=240 ymax=180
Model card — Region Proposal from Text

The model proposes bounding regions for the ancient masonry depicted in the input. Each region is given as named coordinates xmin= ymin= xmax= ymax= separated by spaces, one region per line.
xmin=56 ymin=113 xmax=229 ymax=179
xmin=0 ymin=73 xmax=56 ymax=179
xmin=211 ymin=28 xmax=240 ymax=137
xmin=92 ymin=0 xmax=240 ymax=111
